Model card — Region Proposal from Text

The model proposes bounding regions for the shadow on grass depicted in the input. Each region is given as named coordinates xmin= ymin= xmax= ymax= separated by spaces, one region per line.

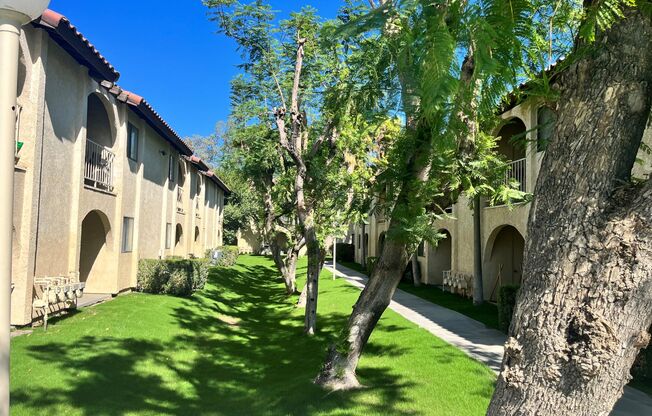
xmin=13 ymin=256 xmax=419 ymax=416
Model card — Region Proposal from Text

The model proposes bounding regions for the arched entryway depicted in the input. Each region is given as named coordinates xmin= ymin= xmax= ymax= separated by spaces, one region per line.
xmin=483 ymin=225 xmax=525 ymax=301
xmin=86 ymin=93 xmax=115 ymax=148
xmin=496 ymin=118 xmax=527 ymax=194
xmin=79 ymin=210 xmax=112 ymax=293
xmin=175 ymin=224 xmax=183 ymax=250
xmin=427 ymin=229 xmax=452 ymax=285
xmin=85 ymin=93 xmax=116 ymax=192
xmin=377 ymin=232 xmax=386 ymax=256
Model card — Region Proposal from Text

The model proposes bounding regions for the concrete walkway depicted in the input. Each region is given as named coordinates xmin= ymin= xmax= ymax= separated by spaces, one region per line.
xmin=327 ymin=261 xmax=652 ymax=416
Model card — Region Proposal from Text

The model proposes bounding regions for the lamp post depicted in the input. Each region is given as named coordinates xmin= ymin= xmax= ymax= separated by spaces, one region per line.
xmin=0 ymin=1 xmax=50 ymax=414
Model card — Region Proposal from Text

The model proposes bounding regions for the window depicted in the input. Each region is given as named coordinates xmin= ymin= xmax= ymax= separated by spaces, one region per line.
xmin=196 ymin=174 xmax=202 ymax=195
xmin=122 ymin=217 xmax=134 ymax=252
xmin=168 ymin=155 xmax=175 ymax=182
xmin=127 ymin=123 xmax=138 ymax=161
xmin=537 ymin=106 xmax=557 ymax=152
xmin=165 ymin=223 xmax=172 ymax=249
xmin=417 ymin=240 xmax=425 ymax=257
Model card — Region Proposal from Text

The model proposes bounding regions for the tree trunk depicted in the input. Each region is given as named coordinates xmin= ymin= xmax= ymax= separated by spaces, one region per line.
xmin=303 ymin=223 xmax=321 ymax=335
xmin=296 ymin=284 xmax=307 ymax=308
xmin=411 ymin=254 xmax=421 ymax=287
xmin=314 ymin=229 xmax=410 ymax=389
xmin=270 ymin=237 xmax=294 ymax=295
xmin=488 ymin=9 xmax=652 ymax=415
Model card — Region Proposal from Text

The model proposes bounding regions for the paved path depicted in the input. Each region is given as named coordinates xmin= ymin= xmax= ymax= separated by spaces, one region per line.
xmin=327 ymin=261 xmax=652 ymax=416
xmin=77 ymin=293 xmax=112 ymax=308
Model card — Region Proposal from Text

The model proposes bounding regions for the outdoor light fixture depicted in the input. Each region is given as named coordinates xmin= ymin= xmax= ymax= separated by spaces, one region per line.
xmin=0 ymin=1 xmax=51 ymax=415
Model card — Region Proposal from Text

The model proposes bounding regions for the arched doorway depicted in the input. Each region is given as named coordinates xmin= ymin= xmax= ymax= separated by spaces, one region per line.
xmin=377 ymin=232 xmax=386 ymax=256
xmin=79 ymin=210 xmax=112 ymax=292
xmin=427 ymin=229 xmax=452 ymax=285
xmin=86 ymin=93 xmax=114 ymax=148
xmin=175 ymin=224 xmax=183 ymax=250
xmin=483 ymin=225 xmax=525 ymax=301
xmin=496 ymin=118 xmax=526 ymax=161
xmin=85 ymin=93 xmax=116 ymax=192
xmin=496 ymin=118 xmax=527 ymax=194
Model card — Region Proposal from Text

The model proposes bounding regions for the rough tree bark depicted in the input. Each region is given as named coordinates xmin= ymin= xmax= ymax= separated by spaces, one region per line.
xmin=488 ymin=9 xmax=652 ymax=415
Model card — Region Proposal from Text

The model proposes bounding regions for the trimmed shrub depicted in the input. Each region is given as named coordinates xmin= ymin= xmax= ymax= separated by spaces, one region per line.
xmin=211 ymin=246 xmax=239 ymax=267
xmin=164 ymin=268 xmax=193 ymax=297
xmin=137 ymin=259 xmax=169 ymax=294
xmin=136 ymin=258 xmax=209 ymax=297
xmin=336 ymin=243 xmax=355 ymax=262
xmin=191 ymin=259 xmax=210 ymax=291
xmin=498 ymin=285 xmax=520 ymax=333
xmin=366 ymin=257 xmax=378 ymax=275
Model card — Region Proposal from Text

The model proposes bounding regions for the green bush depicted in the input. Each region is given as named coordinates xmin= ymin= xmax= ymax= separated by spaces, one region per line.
xmin=164 ymin=268 xmax=193 ymax=296
xmin=191 ymin=259 xmax=210 ymax=290
xmin=137 ymin=259 xmax=170 ymax=294
xmin=366 ymin=257 xmax=378 ymax=275
xmin=498 ymin=285 xmax=520 ymax=333
xmin=137 ymin=258 xmax=209 ymax=297
xmin=212 ymin=246 xmax=239 ymax=267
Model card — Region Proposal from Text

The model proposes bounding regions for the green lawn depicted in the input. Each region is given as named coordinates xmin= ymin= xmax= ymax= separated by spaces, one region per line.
xmin=337 ymin=260 xmax=500 ymax=331
xmin=11 ymin=255 xmax=495 ymax=416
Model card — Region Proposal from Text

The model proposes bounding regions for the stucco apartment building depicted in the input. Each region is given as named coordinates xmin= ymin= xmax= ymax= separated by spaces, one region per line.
xmin=10 ymin=10 xmax=229 ymax=326
xmin=349 ymin=96 xmax=652 ymax=302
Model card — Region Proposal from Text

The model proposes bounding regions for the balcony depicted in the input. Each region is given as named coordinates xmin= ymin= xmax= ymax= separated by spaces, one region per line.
xmin=177 ymin=187 xmax=185 ymax=213
xmin=504 ymin=158 xmax=526 ymax=193
xmin=84 ymin=139 xmax=115 ymax=193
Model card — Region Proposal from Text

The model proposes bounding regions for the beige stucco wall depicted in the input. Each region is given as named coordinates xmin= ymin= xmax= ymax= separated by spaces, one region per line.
xmin=349 ymin=98 xmax=652 ymax=302
xmin=9 ymin=27 xmax=226 ymax=325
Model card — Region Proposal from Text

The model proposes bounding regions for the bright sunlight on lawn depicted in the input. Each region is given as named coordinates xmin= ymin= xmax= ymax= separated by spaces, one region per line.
xmin=11 ymin=255 xmax=495 ymax=415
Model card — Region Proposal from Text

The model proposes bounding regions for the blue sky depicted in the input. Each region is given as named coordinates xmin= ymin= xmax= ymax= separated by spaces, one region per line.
xmin=48 ymin=0 xmax=341 ymax=138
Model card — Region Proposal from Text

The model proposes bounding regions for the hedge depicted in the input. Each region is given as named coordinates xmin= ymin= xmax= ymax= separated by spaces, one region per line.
xmin=137 ymin=258 xmax=209 ymax=297
xmin=206 ymin=246 xmax=239 ymax=267
xmin=498 ymin=285 xmax=520 ymax=333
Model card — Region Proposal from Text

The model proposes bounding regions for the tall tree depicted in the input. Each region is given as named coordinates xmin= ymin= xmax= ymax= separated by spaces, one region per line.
xmin=488 ymin=3 xmax=652 ymax=415
xmin=315 ymin=0 xmax=532 ymax=389
xmin=206 ymin=0 xmax=376 ymax=332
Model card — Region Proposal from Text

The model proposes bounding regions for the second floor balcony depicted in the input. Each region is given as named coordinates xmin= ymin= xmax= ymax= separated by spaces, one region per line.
xmin=504 ymin=158 xmax=527 ymax=193
xmin=84 ymin=139 xmax=115 ymax=193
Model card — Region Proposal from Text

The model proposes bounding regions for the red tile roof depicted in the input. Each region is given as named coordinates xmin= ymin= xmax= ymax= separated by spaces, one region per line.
xmin=101 ymin=81 xmax=193 ymax=156
xmin=33 ymin=10 xmax=119 ymax=82
xmin=32 ymin=9 xmax=230 ymax=194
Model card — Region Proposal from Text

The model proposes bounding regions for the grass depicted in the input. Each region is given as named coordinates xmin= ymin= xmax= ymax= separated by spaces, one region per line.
xmin=337 ymin=260 xmax=500 ymax=331
xmin=11 ymin=255 xmax=495 ymax=416
xmin=338 ymin=260 xmax=652 ymax=398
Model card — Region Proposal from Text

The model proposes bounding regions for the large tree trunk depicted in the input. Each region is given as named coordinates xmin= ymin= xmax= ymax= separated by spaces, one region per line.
xmin=488 ymin=9 xmax=652 ymax=415
xmin=315 ymin=120 xmax=431 ymax=387
xmin=314 ymin=227 xmax=410 ymax=389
